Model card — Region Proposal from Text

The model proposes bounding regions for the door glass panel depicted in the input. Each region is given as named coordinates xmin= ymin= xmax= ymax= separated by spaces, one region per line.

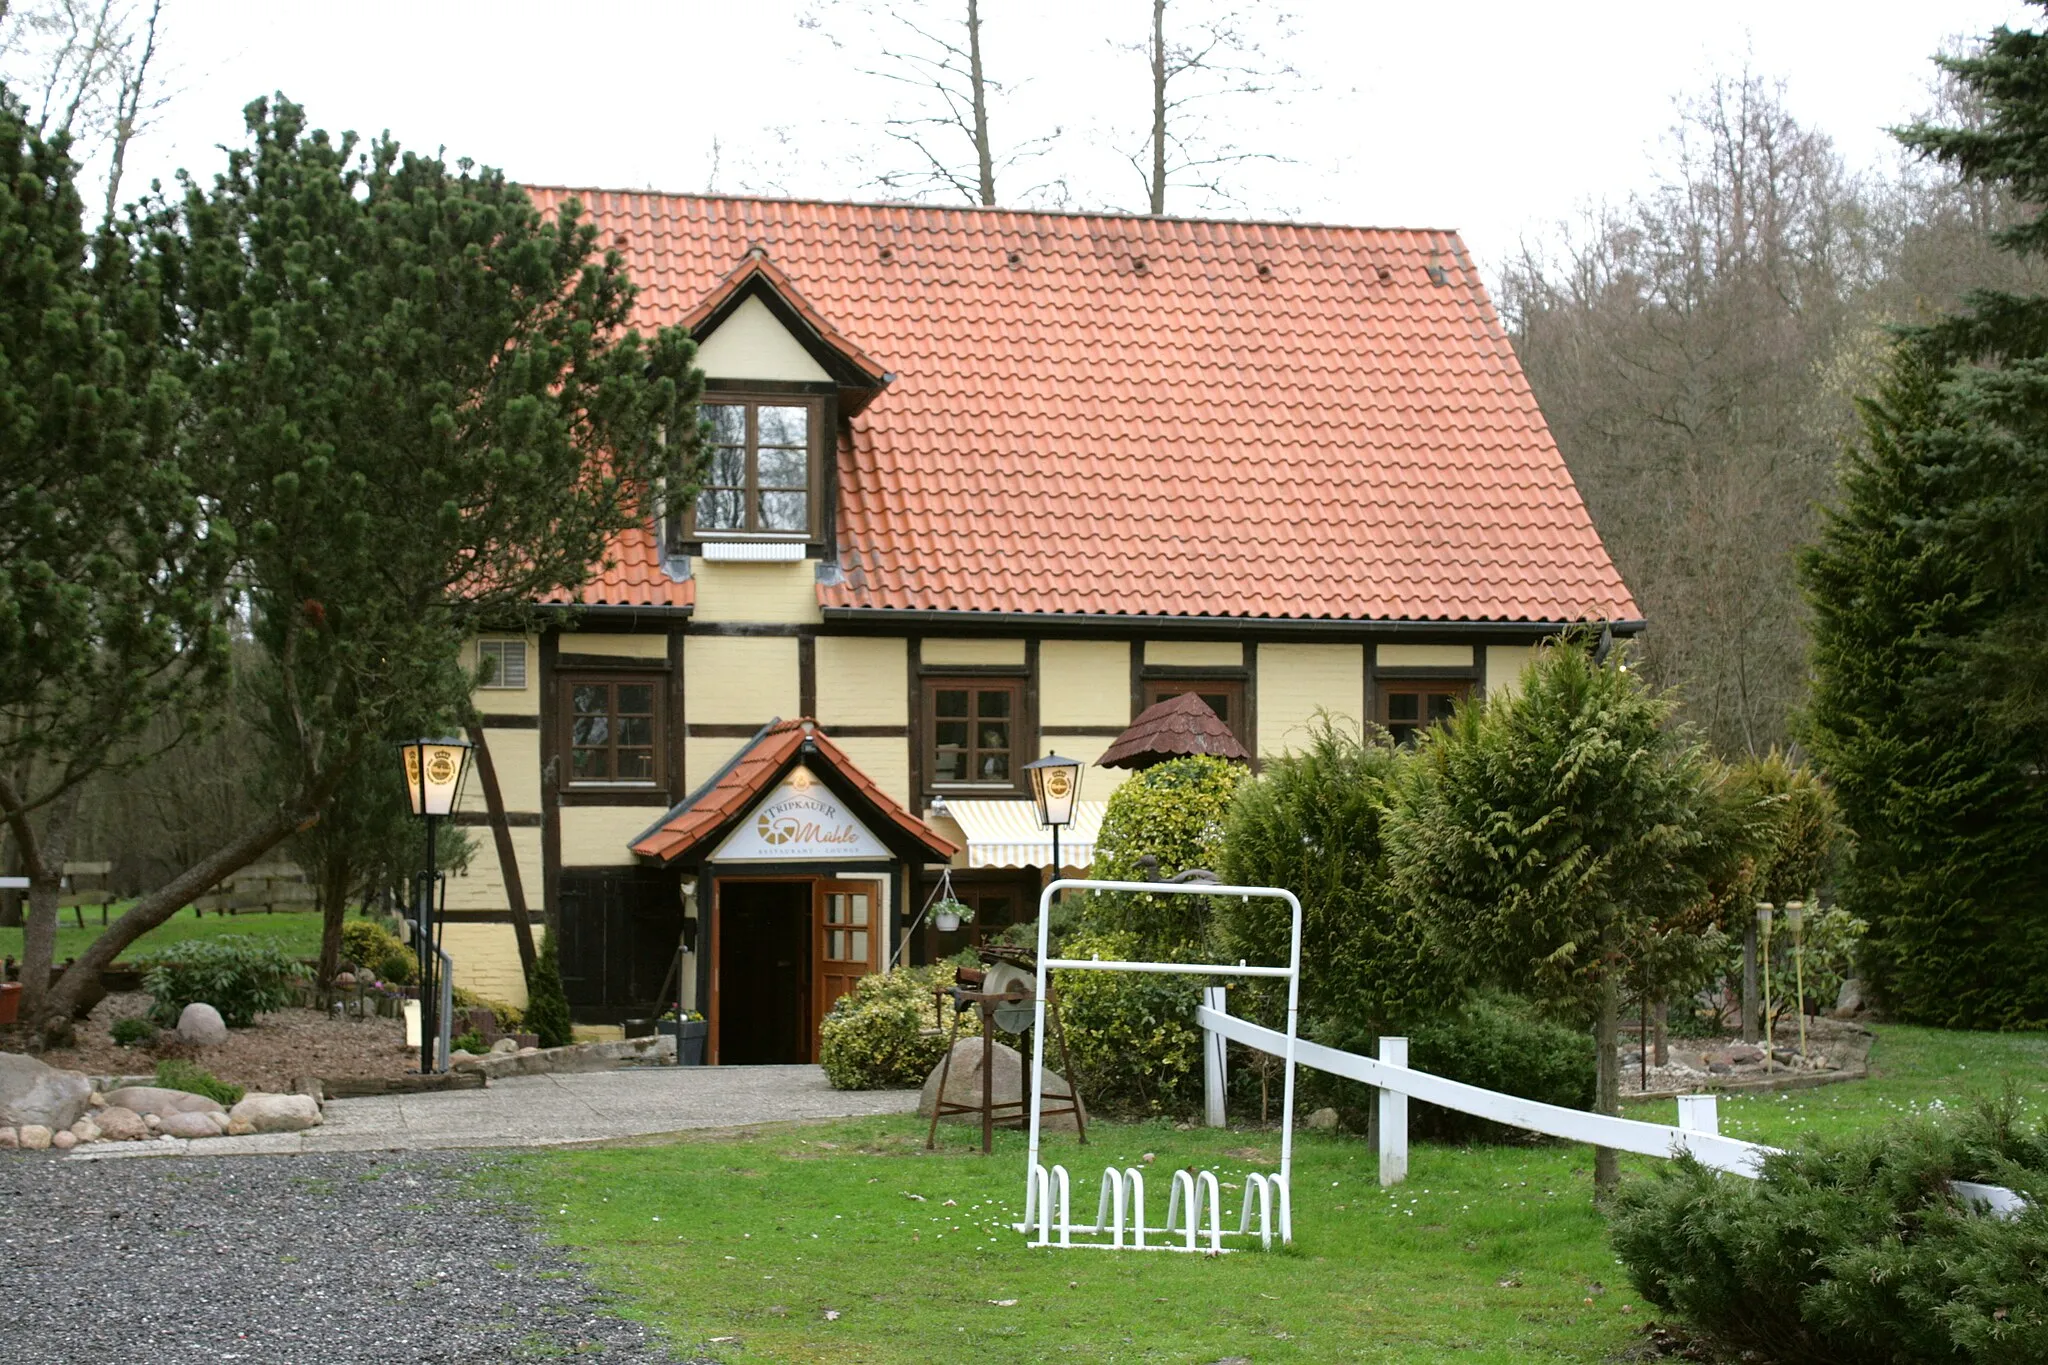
xmin=826 ymin=894 xmax=847 ymax=925
xmin=847 ymin=894 xmax=869 ymax=927
xmin=850 ymin=930 xmax=868 ymax=961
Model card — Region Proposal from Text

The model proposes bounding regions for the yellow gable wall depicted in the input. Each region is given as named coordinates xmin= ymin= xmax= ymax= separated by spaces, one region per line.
xmin=829 ymin=735 xmax=912 ymax=809
xmin=921 ymin=638 xmax=1026 ymax=666
xmin=445 ymin=825 xmax=544 ymax=912
xmin=694 ymin=295 xmax=832 ymax=382
xmin=455 ymin=727 xmax=541 ymax=816
xmin=443 ymin=922 xmax=530 ymax=1009
xmin=816 ymin=637 xmax=908 ymax=726
xmin=1485 ymin=643 xmax=1542 ymax=699
xmin=562 ymin=631 xmax=666 ymax=659
xmin=1040 ymin=733 xmax=1132 ymax=799
xmin=562 ymin=806 xmax=659 ymax=868
xmin=1145 ymin=640 xmax=1242 ymax=667
xmin=684 ymin=733 xmax=755 ymax=801
xmin=1257 ymin=643 xmax=1365 ymax=756
xmin=1378 ymin=643 xmax=1475 ymax=669
xmin=685 ymin=635 xmax=799 ymax=724
xmin=690 ymin=560 xmax=822 ymax=624
xmin=1039 ymin=640 xmax=1129 ymax=727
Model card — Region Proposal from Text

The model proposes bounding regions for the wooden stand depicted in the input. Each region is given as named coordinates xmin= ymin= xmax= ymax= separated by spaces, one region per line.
xmin=925 ymin=987 xmax=1086 ymax=1155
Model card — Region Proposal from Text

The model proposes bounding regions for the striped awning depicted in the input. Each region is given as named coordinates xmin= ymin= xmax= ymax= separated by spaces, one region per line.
xmin=930 ymin=798 xmax=1108 ymax=870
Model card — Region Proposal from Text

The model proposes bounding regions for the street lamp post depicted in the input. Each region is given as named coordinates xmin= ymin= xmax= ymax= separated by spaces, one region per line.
xmin=1024 ymin=752 xmax=1084 ymax=897
xmin=399 ymin=737 xmax=473 ymax=1074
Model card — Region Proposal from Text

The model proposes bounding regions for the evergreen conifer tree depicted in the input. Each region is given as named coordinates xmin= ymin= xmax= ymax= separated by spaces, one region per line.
xmin=525 ymin=929 xmax=573 ymax=1050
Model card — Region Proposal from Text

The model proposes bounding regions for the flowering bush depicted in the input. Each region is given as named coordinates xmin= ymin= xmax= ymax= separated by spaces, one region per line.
xmin=819 ymin=966 xmax=954 ymax=1090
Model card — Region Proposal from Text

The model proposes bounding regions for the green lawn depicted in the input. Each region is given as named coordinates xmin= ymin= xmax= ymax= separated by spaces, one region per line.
xmin=500 ymin=1023 xmax=2048 ymax=1364
xmin=0 ymin=907 xmax=326 ymax=965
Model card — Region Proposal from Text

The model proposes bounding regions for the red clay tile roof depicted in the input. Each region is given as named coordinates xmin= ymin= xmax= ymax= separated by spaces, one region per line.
xmin=540 ymin=523 xmax=693 ymax=609
xmin=1098 ymin=693 xmax=1252 ymax=769
xmin=632 ymin=719 xmax=957 ymax=864
xmin=528 ymin=190 xmax=1637 ymax=624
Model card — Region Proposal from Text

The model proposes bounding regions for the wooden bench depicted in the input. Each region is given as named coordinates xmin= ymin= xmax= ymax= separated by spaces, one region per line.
xmin=55 ymin=862 xmax=116 ymax=928
xmin=189 ymin=864 xmax=318 ymax=917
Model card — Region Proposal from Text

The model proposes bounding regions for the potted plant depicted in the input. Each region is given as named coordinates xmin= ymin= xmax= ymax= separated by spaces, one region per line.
xmin=657 ymin=1009 xmax=708 ymax=1065
xmin=931 ymin=898 xmax=973 ymax=934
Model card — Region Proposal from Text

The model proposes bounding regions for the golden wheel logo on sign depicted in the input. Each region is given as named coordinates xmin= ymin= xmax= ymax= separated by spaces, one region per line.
xmin=756 ymin=815 xmax=796 ymax=846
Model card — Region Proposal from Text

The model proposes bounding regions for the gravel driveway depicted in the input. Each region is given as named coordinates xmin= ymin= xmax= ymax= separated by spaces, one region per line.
xmin=0 ymin=1149 xmax=705 ymax=1364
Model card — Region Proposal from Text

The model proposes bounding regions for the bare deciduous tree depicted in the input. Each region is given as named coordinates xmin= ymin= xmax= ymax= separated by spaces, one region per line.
xmin=0 ymin=0 xmax=168 ymax=222
xmin=1130 ymin=0 xmax=1297 ymax=215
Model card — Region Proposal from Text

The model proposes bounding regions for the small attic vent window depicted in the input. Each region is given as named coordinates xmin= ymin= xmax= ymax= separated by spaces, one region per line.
xmin=1426 ymin=263 xmax=1449 ymax=285
xmin=477 ymin=638 xmax=528 ymax=690
xmin=1256 ymin=263 xmax=1272 ymax=277
xmin=1132 ymin=256 xmax=1148 ymax=274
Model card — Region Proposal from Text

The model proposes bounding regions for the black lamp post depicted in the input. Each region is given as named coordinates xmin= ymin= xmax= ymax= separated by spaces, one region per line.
xmin=399 ymin=737 xmax=472 ymax=1074
xmin=1024 ymin=752 xmax=1084 ymax=891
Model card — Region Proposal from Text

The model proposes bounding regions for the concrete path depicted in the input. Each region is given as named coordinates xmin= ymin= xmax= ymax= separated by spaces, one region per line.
xmin=69 ymin=1064 xmax=920 ymax=1160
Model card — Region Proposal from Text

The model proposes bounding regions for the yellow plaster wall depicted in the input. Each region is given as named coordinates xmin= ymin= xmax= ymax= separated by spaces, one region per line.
xmin=454 ymin=728 xmax=541 ymax=816
xmin=1257 ymin=643 xmax=1365 ymax=755
xmin=1039 ymin=641 xmax=1130 ymax=727
xmin=443 ymin=921 xmax=530 ymax=1009
xmin=561 ymin=805 xmax=660 ymax=867
xmin=1145 ymin=640 xmax=1243 ymax=668
xmin=920 ymin=638 xmax=1025 ymax=667
xmin=1378 ymin=643 xmax=1475 ymax=669
xmin=684 ymin=635 xmax=799 ymax=724
xmin=694 ymin=296 xmax=832 ymax=382
xmin=1485 ymin=643 xmax=1543 ymax=699
xmin=467 ymin=634 xmax=540 ymax=715
xmin=444 ymin=826 xmax=544 ymax=912
xmin=826 ymin=735 xmax=912 ymax=809
xmin=816 ymin=637 xmax=908 ymax=726
xmin=689 ymin=560 xmax=822 ymax=624
xmin=561 ymin=632 xmax=667 ymax=659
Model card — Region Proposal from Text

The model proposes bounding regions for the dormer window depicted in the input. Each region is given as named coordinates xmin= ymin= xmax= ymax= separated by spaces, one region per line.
xmin=686 ymin=396 xmax=824 ymax=541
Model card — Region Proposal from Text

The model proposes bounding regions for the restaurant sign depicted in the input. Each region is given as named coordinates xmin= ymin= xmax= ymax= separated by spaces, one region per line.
xmin=712 ymin=766 xmax=890 ymax=862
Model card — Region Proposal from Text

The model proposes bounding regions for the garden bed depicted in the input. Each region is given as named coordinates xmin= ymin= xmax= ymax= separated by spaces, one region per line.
xmin=30 ymin=990 xmax=415 ymax=1093
xmin=1619 ymin=1014 xmax=1872 ymax=1098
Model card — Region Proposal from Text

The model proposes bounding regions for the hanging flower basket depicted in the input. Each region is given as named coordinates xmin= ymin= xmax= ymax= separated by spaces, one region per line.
xmin=932 ymin=898 xmax=973 ymax=934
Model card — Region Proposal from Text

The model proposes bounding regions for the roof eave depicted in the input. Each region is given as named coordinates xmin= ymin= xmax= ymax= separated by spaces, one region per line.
xmin=818 ymin=607 xmax=1646 ymax=639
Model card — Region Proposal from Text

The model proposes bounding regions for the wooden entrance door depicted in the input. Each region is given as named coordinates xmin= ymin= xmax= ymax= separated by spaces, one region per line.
xmin=811 ymin=880 xmax=877 ymax=1057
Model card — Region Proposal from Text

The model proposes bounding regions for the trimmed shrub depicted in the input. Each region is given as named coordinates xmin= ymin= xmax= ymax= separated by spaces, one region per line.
xmin=819 ymin=966 xmax=953 ymax=1090
xmin=153 ymin=1058 xmax=245 ymax=1106
xmin=525 ymin=931 xmax=573 ymax=1049
xmin=450 ymin=986 xmax=522 ymax=1034
xmin=340 ymin=918 xmax=416 ymax=986
xmin=110 ymin=1015 xmax=155 ymax=1047
xmin=1080 ymin=755 xmax=1248 ymax=959
xmin=1407 ymin=992 xmax=1595 ymax=1141
xmin=1054 ymin=928 xmax=1204 ymax=1115
xmin=138 ymin=938 xmax=304 ymax=1028
xmin=452 ymin=1030 xmax=487 ymax=1056
xmin=1610 ymin=1097 xmax=2048 ymax=1364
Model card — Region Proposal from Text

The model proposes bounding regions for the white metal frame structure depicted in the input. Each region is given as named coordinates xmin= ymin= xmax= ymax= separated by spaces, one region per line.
xmin=1019 ymin=877 xmax=1303 ymax=1250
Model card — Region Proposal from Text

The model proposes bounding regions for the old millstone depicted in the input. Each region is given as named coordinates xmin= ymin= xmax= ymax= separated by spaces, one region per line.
xmin=103 ymin=1086 xmax=227 ymax=1120
xmin=228 ymin=1092 xmax=322 ymax=1133
xmin=918 ymin=1037 xmax=1085 ymax=1133
xmin=176 ymin=1002 xmax=228 ymax=1046
xmin=0 ymin=1052 xmax=93 ymax=1132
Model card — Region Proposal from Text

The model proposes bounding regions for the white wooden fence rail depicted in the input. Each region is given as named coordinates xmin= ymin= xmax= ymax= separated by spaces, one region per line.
xmin=1196 ymin=996 xmax=2026 ymax=1215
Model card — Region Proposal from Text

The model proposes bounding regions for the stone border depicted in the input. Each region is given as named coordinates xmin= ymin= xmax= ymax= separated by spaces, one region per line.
xmin=449 ymin=1034 xmax=673 ymax=1081
xmin=1632 ymin=1024 xmax=1876 ymax=1103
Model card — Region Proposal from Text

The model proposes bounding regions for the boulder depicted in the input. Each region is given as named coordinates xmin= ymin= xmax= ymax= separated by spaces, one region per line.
xmin=18 ymin=1124 xmax=51 ymax=1150
xmin=0 ymin=1053 xmax=94 ymax=1132
xmin=228 ymin=1092 xmax=322 ymax=1134
xmin=918 ymin=1037 xmax=1085 ymax=1133
xmin=69 ymin=1118 xmax=100 ymax=1143
xmin=1832 ymin=978 xmax=1868 ymax=1018
xmin=176 ymin=1002 xmax=229 ymax=1047
xmin=160 ymin=1111 xmax=221 ymax=1140
xmin=490 ymin=1037 xmax=519 ymax=1055
xmin=226 ymin=1116 xmax=255 ymax=1136
xmin=103 ymin=1086 xmax=228 ymax=1120
xmin=0 ymin=1127 xmax=15 ymax=1150
xmin=88 ymin=1091 xmax=106 ymax=1109
xmin=1305 ymin=1107 xmax=1340 ymax=1131
xmin=51 ymin=1129 xmax=76 ymax=1150
xmin=94 ymin=1106 xmax=148 ymax=1142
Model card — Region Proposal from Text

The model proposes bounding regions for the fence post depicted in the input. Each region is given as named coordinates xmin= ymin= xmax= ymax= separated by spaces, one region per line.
xmin=1677 ymin=1094 xmax=1719 ymax=1137
xmin=1378 ymin=1036 xmax=1408 ymax=1187
xmin=1202 ymin=986 xmax=1228 ymax=1128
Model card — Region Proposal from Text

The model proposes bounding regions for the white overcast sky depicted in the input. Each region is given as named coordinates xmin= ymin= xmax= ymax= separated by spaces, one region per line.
xmin=84 ymin=1 xmax=2042 ymax=270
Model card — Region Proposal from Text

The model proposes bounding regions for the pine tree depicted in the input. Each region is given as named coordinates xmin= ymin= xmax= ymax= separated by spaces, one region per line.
xmin=1799 ymin=343 xmax=2048 ymax=1027
xmin=525 ymin=930 xmax=573 ymax=1050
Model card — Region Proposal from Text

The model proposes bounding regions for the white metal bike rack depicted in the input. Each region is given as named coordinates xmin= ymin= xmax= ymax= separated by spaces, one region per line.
xmin=1017 ymin=877 xmax=1303 ymax=1251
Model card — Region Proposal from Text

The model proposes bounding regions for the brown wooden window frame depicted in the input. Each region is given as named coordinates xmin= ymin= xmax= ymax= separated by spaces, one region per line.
xmin=682 ymin=394 xmax=827 ymax=542
xmin=1141 ymin=677 xmax=1250 ymax=748
xmin=923 ymin=677 xmax=1026 ymax=794
xmin=558 ymin=674 xmax=667 ymax=789
xmin=1377 ymin=677 xmax=1472 ymax=747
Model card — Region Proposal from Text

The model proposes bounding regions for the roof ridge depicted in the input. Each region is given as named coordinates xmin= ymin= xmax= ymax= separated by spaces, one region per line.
xmin=523 ymin=184 xmax=1466 ymax=239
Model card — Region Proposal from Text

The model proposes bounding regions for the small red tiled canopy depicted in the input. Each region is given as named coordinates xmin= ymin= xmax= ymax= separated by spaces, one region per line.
xmin=1097 ymin=693 xmax=1251 ymax=770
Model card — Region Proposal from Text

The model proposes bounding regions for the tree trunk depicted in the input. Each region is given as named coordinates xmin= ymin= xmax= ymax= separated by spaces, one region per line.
xmin=1149 ymin=0 xmax=1167 ymax=214
xmin=33 ymin=802 xmax=317 ymax=1046
xmin=465 ymin=722 xmax=537 ymax=983
xmin=315 ymin=849 xmax=351 ymax=990
xmin=966 ymin=0 xmax=995 ymax=206
xmin=1653 ymin=998 xmax=1669 ymax=1068
xmin=1594 ymin=968 xmax=1620 ymax=1193
xmin=15 ymin=787 xmax=81 ymax=1034
xmin=1 ymin=822 xmax=22 ymax=929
